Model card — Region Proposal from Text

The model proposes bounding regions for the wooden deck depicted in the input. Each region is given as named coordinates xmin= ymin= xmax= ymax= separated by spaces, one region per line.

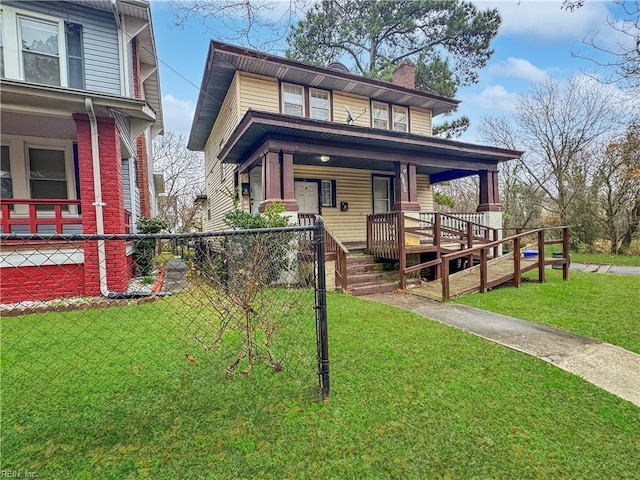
xmin=407 ymin=253 xmax=540 ymax=301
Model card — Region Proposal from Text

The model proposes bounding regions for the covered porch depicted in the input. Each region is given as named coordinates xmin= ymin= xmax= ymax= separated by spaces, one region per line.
xmin=221 ymin=110 xmax=521 ymax=242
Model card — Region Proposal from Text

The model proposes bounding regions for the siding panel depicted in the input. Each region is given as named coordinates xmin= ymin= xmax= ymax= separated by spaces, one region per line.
xmin=239 ymin=73 xmax=279 ymax=115
xmin=4 ymin=1 xmax=121 ymax=95
xmin=410 ymin=107 xmax=432 ymax=136
xmin=332 ymin=92 xmax=370 ymax=127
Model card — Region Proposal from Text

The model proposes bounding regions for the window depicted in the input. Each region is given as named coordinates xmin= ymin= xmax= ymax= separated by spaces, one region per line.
xmin=0 ymin=14 xmax=4 ymax=78
xmin=20 ymin=17 xmax=61 ymax=86
xmin=373 ymin=176 xmax=391 ymax=213
xmin=310 ymin=89 xmax=330 ymax=121
xmin=1 ymin=7 xmax=85 ymax=87
xmin=321 ymin=179 xmax=336 ymax=207
xmin=1 ymin=146 xmax=12 ymax=199
xmin=65 ymin=22 xmax=84 ymax=89
xmin=282 ymin=83 xmax=304 ymax=117
xmin=28 ymin=148 xmax=68 ymax=209
xmin=372 ymin=101 xmax=389 ymax=129
xmin=393 ymin=106 xmax=408 ymax=132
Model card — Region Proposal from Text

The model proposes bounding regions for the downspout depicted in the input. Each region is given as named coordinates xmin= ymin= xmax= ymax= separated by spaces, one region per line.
xmin=85 ymin=98 xmax=110 ymax=296
xmin=84 ymin=98 xmax=171 ymax=299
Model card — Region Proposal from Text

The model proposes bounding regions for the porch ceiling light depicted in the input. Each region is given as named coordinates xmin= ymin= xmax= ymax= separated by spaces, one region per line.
xmin=320 ymin=155 xmax=330 ymax=163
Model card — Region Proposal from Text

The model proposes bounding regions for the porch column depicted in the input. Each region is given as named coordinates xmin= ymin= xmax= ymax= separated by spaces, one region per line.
xmin=281 ymin=151 xmax=299 ymax=212
xmin=477 ymin=169 xmax=502 ymax=212
xmin=391 ymin=162 xmax=420 ymax=211
xmin=259 ymin=149 xmax=282 ymax=212
xmin=73 ymin=114 xmax=130 ymax=294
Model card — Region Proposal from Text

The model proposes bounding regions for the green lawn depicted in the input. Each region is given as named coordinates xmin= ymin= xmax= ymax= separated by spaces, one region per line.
xmin=2 ymin=292 xmax=639 ymax=479
xmin=455 ymin=269 xmax=640 ymax=354
xmin=543 ymin=244 xmax=640 ymax=267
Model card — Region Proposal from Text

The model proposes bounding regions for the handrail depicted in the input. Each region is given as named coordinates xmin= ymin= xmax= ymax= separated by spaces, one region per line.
xmin=324 ymin=225 xmax=348 ymax=293
xmin=439 ymin=226 xmax=570 ymax=301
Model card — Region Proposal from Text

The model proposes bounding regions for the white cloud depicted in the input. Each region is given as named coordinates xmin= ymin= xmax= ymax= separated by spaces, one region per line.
xmin=466 ymin=85 xmax=520 ymax=114
xmin=476 ymin=0 xmax=610 ymax=41
xmin=487 ymin=57 xmax=549 ymax=82
xmin=162 ymin=94 xmax=196 ymax=137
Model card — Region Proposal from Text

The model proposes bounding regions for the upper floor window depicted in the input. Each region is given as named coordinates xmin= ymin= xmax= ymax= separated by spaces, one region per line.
xmin=393 ymin=106 xmax=408 ymax=132
xmin=372 ymin=101 xmax=388 ymax=129
xmin=20 ymin=17 xmax=61 ymax=86
xmin=1 ymin=7 xmax=84 ymax=88
xmin=282 ymin=83 xmax=304 ymax=117
xmin=310 ymin=89 xmax=330 ymax=121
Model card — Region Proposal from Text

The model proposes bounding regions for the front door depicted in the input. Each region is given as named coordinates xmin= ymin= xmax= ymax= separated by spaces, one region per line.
xmin=373 ymin=176 xmax=391 ymax=213
xmin=249 ymin=167 xmax=262 ymax=214
xmin=295 ymin=181 xmax=319 ymax=214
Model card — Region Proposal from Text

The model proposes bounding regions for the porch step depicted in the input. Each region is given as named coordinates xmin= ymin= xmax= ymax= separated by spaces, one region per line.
xmin=343 ymin=253 xmax=400 ymax=296
xmin=348 ymin=281 xmax=398 ymax=296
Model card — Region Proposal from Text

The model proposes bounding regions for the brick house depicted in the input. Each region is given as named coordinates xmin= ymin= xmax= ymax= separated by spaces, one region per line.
xmin=0 ymin=0 xmax=164 ymax=303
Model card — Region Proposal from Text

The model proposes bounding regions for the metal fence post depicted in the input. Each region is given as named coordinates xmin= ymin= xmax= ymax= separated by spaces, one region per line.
xmin=314 ymin=216 xmax=330 ymax=400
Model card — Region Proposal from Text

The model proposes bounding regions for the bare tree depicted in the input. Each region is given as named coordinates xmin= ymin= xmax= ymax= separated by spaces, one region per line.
xmin=153 ymin=131 xmax=204 ymax=232
xmin=596 ymin=123 xmax=640 ymax=252
xmin=169 ymin=0 xmax=309 ymax=51
xmin=564 ymin=0 xmax=640 ymax=95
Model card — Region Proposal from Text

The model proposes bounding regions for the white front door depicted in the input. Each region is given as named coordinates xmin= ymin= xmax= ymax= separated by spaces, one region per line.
xmin=373 ymin=176 xmax=391 ymax=213
xmin=295 ymin=181 xmax=319 ymax=214
xmin=249 ymin=167 xmax=262 ymax=214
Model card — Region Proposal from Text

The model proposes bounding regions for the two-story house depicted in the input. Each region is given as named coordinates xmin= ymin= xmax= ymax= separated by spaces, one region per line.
xmin=0 ymin=0 xmax=164 ymax=303
xmin=189 ymin=42 xmax=523 ymax=292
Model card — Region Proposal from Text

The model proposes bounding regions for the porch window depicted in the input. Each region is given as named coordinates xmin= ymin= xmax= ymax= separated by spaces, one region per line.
xmin=20 ymin=17 xmax=61 ymax=86
xmin=28 ymin=148 xmax=68 ymax=209
xmin=393 ymin=106 xmax=408 ymax=132
xmin=372 ymin=101 xmax=389 ymax=129
xmin=282 ymin=83 xmax=304 ymax=117
xmin=1 ymin=145 xmax=12 ymax=198
xmin=310 ymin=89 xmax=330 ymax=121
xmin=321 ymin=179 xmax=336 ymax=207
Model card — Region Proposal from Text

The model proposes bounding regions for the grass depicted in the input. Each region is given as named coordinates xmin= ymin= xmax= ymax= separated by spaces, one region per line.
xmin=455 ymin=269 xmax=640 ymax=354
xmin=543 ymin=244 xmax=640 ymax=267
xmin=2 ymin=291 xmax=639 ymax=478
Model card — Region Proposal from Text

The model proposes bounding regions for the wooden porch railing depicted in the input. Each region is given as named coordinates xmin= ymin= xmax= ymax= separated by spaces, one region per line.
xmin=0 ymin=198 xmax=82 ymax=234
xmin=366 ymin=212 xmax=401 ymax=260
xmin=297 ymin=214 xmax=348 ymax=293
xmin=439 ymin=226 xmax=570 ymax=301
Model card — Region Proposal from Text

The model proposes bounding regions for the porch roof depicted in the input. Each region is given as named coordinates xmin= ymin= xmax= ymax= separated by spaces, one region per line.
xmin=188 ymin=41 xmax=461 ymax=151
xmin=220 ymin=110 xmax=524 ymax=182
xmin=0 ymin=79 xmax=156 ymax=122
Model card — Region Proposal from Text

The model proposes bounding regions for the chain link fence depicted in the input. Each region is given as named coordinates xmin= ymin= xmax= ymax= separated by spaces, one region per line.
xmin=1 ymin=225 xmax=329 ymax=465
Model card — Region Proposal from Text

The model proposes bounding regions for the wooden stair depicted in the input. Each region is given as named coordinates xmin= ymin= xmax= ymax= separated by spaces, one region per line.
xmin=344 ymin=254 xmax=399 ymax=296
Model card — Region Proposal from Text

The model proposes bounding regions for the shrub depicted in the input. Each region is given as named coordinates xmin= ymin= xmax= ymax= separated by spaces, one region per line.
xmin=134 ymin=217 xmax=168 ymax=276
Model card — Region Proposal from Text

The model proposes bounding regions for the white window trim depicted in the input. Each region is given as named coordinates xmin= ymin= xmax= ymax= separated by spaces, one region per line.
xmin=310 ymin=88 xmax=331 ymax=121
xmin=281 ymin=82 xmax=305 ymax=117
xmin=371 ymin=101 xmax=389 ymax=130
xmin=1 ymin=6 xmax=69 ymax=86
xmin=392 ymin=105 xmax=408 ymax=132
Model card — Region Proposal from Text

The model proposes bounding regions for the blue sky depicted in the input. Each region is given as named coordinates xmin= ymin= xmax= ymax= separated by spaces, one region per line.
xmin=149 ymin=1 xmax=632 ymax=142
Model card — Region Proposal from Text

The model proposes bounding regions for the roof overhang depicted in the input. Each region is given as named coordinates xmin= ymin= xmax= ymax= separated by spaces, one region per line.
xmin=0 ymin=79 xmax=156 ymax=122
xmin=188 ymin=41 xmax=461 ymax=151
xmin=220 ymin=111 xmax=524 ymax=180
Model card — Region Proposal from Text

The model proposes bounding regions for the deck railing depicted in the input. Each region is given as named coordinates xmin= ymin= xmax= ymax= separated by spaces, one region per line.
xmin=438 ymin=226 xmax=570 ymax=301
xmin=366 ymin=212 xmax=401 ymax=260
xmin=297 ymin=214 xmax=348 ymax=292
xmin=0 ymin=198 xmax=82 ymax=234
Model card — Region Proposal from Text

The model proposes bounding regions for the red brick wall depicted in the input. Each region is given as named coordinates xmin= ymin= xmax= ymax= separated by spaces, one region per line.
xmin=392 ymin=63 xmax=415 ymax=90
xmin=0 ymin=264 xmax=85 ymax=303
xmin=73 ymin=114 xmax=130 ymax=294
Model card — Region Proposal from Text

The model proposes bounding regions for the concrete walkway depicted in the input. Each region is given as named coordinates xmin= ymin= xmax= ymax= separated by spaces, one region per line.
xmin=569 ymin=262 xmax=640 ymax=275
xmin=364 ymin=292 xmax=640 ymax=407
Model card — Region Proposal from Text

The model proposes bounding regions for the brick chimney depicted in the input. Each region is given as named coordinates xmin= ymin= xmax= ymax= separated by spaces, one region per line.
xmin=393 ymin=63 xmax=415 ymax=90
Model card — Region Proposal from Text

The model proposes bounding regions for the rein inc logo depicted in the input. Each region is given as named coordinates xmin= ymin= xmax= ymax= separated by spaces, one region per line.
xmin=1 ymin=471 xmax=37 ymax=478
